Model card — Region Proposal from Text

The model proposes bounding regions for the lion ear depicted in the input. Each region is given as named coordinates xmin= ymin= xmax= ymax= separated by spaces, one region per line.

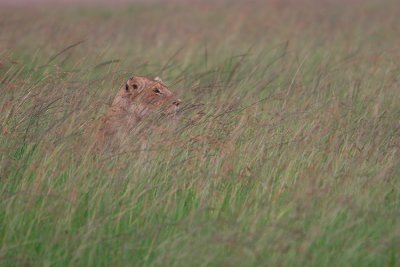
xmin=154 ymin=76 xmax=163 ymax=83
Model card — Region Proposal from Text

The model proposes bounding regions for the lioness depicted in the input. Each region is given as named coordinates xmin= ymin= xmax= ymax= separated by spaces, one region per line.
xmin=97 ymin=76 xmax=181 ymax=151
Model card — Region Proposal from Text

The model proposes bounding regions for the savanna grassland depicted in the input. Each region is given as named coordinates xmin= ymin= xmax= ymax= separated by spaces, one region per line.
xmin=0 ymin=0 xmax=399 ymax=266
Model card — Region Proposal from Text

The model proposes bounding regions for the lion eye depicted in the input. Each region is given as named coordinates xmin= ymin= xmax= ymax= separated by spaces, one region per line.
xmin=132 ymin=84 xmax=138 ymax=89
xmin=154 ymin=88 xmax=162 ymax=94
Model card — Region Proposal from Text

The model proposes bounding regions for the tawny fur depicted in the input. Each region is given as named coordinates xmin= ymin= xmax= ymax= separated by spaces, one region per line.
xmin=96 ymin=76 xmax=181 ymax=152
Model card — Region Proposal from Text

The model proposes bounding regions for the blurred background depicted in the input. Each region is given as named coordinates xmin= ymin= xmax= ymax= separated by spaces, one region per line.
xmin=0 ymin=0 xmax=399 ymax=266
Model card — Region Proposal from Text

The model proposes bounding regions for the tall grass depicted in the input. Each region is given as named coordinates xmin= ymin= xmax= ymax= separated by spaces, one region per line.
xmin=0 ymin=1 xmax=399 ymax=266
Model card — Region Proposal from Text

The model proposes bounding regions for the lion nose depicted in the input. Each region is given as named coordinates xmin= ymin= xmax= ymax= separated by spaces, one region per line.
xmin=172 ymin=99 xmax=181 ymax=106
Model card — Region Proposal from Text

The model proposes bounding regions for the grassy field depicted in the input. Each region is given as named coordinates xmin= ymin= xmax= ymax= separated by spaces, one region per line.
xmin=0 ymin=0 xmax=399 ymax=266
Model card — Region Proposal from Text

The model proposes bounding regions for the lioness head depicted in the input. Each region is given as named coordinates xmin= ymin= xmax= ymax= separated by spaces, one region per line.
xmin=97 ymin=75 xmax=181 ymax=152
xmin=102 ymin=75 xmax=181 ymax=138
xmin=112 ymin=75 xmax=181 ymax=119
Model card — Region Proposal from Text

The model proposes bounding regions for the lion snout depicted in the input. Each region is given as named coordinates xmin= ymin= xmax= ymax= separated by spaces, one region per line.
xmin=172 ymin=98 xmax=182 ymax=112
xmin=163 ymin=98 xmax=182 ymax=114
